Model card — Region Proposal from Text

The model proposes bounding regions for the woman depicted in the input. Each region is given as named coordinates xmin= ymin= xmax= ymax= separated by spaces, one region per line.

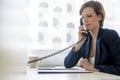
xmin=64 ymin=1 xmax=120 ymax=75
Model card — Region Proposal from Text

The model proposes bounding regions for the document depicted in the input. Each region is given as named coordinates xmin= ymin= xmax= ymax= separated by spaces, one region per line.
xmin=38 ymin=66 xmax=92 ymax=73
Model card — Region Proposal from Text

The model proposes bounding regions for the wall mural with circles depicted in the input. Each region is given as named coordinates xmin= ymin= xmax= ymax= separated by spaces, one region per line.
xmin=29 ymin=0 xmax=120 ymax=50
xmin=29 ymin=0 xmax=81 ymax=50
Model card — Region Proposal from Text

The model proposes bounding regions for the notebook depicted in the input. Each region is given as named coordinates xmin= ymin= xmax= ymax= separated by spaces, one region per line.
xmin=38 ymin=66 xmax=92 ymax=73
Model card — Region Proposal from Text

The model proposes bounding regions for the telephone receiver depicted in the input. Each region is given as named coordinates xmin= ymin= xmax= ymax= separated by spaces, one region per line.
xmin=80 ymin=18 xmax=90 ymax=37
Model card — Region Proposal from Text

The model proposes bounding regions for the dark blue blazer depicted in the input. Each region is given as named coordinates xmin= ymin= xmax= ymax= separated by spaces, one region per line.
xmin=64 ymin=28 xmax=120 ymax=75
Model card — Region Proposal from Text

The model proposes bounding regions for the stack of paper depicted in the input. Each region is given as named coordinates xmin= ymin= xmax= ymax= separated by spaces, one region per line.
xmin=38 ymin=66 xmax=92 ymax=73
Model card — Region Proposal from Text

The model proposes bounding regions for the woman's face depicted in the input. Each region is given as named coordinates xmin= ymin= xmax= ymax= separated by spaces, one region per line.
xmin=81 ymin=7 xmax=101 ymax=31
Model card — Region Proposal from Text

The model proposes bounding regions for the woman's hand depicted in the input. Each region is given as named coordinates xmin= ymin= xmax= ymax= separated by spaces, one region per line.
xmin=73 ymin=26 xmax=89 ymax=52
xmin=80 ymin=58 xmax=97 ymax=72
xmin=78 ymin=26 xmax=89 ymax=40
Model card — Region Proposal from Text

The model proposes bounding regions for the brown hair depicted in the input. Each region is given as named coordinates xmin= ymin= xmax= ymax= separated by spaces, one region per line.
xmin=79 ymin=1 xmax=105 ymax=27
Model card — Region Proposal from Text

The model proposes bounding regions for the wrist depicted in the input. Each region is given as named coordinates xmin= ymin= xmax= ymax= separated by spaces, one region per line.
xmin=90 ymin=65 xmax=97 ymax=72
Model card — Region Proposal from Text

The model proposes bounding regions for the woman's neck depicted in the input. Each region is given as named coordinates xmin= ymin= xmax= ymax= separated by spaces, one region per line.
xmin=91 ymin=27 xmax=99 ymax=38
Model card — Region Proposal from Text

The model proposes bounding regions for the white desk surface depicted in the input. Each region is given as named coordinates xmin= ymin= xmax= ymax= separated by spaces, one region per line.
xmin=27 ymin=67 xmax=120 ymax=80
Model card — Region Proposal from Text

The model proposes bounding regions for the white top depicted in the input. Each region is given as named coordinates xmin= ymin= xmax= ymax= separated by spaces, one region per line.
xmin=89 ymin=57 xmax=95 ymax=65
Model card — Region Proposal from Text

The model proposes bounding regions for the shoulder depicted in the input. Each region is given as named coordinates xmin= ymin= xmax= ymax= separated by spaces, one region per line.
xmin=101 ymin=28 xmax=119 ymax=38
xmin=99 ymin=28 xmax=120 ymax=44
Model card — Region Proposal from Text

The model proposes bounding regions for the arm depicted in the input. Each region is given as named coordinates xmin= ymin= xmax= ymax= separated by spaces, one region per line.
xmin=64 ymin=26 xmax=88 ymax=68
xmin=95 ymin=65 xmax=120 ymax=75
xmin=64 ymin=46 xmax=84 ymax=68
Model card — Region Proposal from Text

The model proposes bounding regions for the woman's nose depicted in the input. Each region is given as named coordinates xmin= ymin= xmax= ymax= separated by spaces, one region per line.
xmin=83 ymin=18 xmax=88 ymax=24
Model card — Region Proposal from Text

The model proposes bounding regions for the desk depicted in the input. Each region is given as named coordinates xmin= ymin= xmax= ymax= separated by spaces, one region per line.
xmin=27 ymin=67 xmax=120 ymax=80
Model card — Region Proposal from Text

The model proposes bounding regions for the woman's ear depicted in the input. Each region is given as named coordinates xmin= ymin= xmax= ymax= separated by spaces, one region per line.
xmin=98 ymin=15 xmax=102 ymax=21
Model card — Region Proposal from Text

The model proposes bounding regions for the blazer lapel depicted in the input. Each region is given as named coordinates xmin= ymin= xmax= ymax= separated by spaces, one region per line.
xmin=95 ymin=38 xmax=101 ymax=64
xmin=84 ymin=36 xmax=91 ymax=59
xmin=83 ymin=36 xmax=101 ymax=64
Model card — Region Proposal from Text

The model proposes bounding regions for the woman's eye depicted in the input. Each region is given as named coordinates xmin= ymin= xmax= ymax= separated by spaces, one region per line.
xmin=87 ymin=15 xmax=92 ymax=17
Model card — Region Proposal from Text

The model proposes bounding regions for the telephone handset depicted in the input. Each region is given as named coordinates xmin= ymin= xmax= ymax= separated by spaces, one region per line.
xmin=80 ymin=18 xmax=90 ymax=37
